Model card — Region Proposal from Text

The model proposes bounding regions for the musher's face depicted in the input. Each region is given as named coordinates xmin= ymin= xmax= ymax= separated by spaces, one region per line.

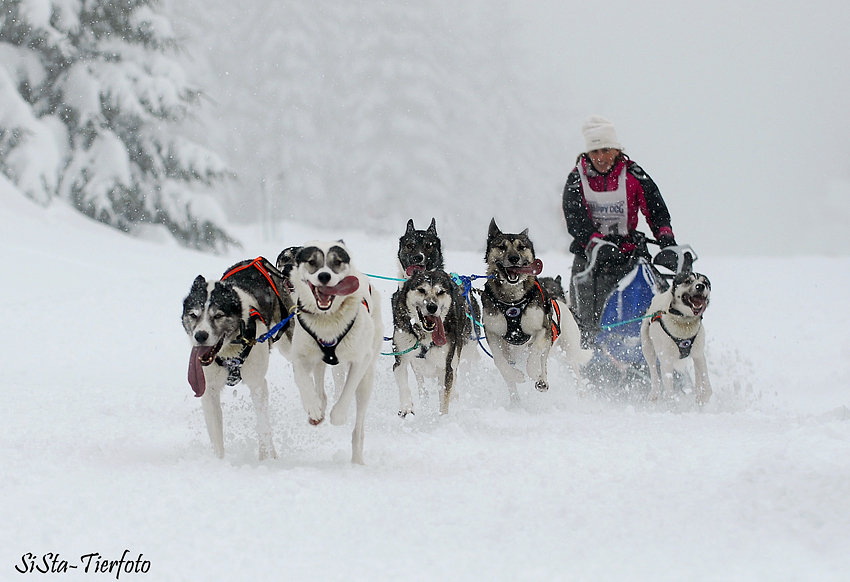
xmin=588 ymin=148 xmax=620 ymax=174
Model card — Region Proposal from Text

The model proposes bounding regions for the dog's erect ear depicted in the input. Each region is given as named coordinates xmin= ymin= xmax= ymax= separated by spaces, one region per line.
xmin=555 ymin=275 xmax=562 ymax=284
xmin=192 ymin=275 xmax=206 ymax=291
xmin=427 ymin=217 xmax=437 ymax=235
xmin=406 ymin=219 xmax=415 ymax=234
xmin=488 ymin=218 xmax=500 ymax=240
xmin=681 ymin=251 xmax=694 ymax=275
xmin=520 ymin=228 xmax=529 ymax=237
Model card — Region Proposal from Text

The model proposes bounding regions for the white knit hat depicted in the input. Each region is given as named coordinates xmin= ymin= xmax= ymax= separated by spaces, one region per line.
xmin=582 ymin=115 xmax=622 ymax=152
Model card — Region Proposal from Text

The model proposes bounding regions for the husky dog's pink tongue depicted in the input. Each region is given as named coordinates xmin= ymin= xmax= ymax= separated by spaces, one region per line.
xmin=311 ymin=276 xmax=360 ymax=309
xmin=405 ymin=265 xmax=424 ymax=276
xmin=188 ymin=345 xmax=216 ymax=397
xmin=425 ymin=315 xmax=446 ymax=346
xmin=188 ymin=336 xmax=225 ymax=397
xmin=328 ymin=276 xmax=360 ymax=295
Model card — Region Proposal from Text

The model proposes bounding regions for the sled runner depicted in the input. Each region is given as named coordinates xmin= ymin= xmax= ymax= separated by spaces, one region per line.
xmin=575 ymin=232 xmax=698 ymax=396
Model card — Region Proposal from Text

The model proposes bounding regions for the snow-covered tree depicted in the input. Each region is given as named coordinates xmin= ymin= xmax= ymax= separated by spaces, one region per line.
xmin=0 ymin=0 xmax=235 ymax=251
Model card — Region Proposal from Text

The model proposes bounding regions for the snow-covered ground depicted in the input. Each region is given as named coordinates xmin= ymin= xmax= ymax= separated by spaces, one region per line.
xmin=2 ymin=183 xmax=849 ymax=581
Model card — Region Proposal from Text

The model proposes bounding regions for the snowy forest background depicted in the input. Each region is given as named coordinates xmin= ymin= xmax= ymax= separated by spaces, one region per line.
xmin=2 ymin=0 xmax=850 ymax=256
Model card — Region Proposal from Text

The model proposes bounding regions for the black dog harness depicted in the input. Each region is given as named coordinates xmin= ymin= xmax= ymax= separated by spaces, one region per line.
xmin=484 ymin=281 xmax=561 ymax=346
xmin=651 ymin=312 xmax=698 ymax=359
xmin=221 ymin=257 xmax=291 ymax=344
xmin=214 ymin=258 xmax=292 ymax=385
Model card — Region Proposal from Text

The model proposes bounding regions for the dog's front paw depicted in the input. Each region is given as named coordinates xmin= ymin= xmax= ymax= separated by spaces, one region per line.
xmin=535 ymin=380 xmax=548 ymax=392
xmin=301 ymin=394 xmax=326 ymax=425
xmin=329 ymin=403 xmax=348 ymax=426
xmin=398 ymin=406 xmax=415 ymax=419
xmin=304 ymin=402 xmax=325 ymax=425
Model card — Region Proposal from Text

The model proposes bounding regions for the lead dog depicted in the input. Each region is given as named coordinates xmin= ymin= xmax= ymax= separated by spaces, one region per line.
xmin=182 ymin=257 xmax=293 ymax=460
xmin=641 ymin=270 xmax=712 ymax=405
xmin=391 ymin=269 xmax=475 ymax=417
xmin=481 ymin=219 xmax=588 ymax=403
xmin=289 ymin=241 xmax=382 ymax=464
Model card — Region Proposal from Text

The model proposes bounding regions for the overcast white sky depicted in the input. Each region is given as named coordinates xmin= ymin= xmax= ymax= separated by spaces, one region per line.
xmin=510 ymin=0 xmax=850 ymax=256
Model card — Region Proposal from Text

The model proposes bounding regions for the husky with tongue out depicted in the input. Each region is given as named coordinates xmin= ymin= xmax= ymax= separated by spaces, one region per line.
xmin=391 ymin=269 xmax=475 ymax=417
xmin=181 ymin=257 xmax=293 ymax=461
xmin=289 ymin=241 xmax=382 ymax=465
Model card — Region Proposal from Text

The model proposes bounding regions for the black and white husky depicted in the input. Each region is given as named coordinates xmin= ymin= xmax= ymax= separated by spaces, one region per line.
xmin=641 ymin=270 xmax=712 ymax=405
xmin=182 ymin=257 xmax=293 ymax=460
xmin=481 ymin=219 xmax=588 ymax=403
xmin=391 ymin=269 xmax=475 ymax=417
xmin=397 ymin=218 xmax=444 ymax=278
xmin=289 ymin=241 xmax=382 ymax=464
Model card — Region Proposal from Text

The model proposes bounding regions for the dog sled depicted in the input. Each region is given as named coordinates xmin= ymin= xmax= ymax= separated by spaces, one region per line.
xmin=573 ymin=232 xmax=698 ymax=397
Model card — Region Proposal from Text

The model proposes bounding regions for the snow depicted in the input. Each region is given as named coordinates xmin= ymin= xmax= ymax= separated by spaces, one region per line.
xmin=2 ymin=185 xmax=849 ymax=581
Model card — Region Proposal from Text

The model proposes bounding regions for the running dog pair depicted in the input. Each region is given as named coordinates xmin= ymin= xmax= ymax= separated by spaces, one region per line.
xmin=392 ymin=218 xmax=589 ymax=412
xmin=182 ymin=242 xmax=382 ymax=464
xmin=391 ymin=219 xmax=481 ymax=417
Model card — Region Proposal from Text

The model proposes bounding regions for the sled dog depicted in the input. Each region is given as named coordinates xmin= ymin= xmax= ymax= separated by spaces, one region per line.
xmin=641 ymin=270 xmax=712 ymax=405
xmin=289 ymin=241 xmax=382 ymax=464
xmin=275 ymin=245 xmax=302 ymax=294
xmin=397 ymin=218 xmax=444 ymax=278
xmin=481 ymin=219 xmax=588 ymax=402
xmin=182 ymin=257 xmax=293 ymax=460
xmin=391 ymin=269 xmax=476 ymax=417
xmin=538 ymin=275 xmax=566 ymax=302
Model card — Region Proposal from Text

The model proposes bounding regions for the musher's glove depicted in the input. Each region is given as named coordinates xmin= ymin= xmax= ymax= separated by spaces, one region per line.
xmin=595 ymin=242 xmax=627 ymax=266
xmin=657 ymin=235 xmax=677 ymax=248
xmin=602 ymin=234 xmax=627 ymax=247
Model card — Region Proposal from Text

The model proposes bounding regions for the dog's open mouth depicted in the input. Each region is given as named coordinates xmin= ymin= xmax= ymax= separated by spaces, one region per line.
xmin=417 ymin=308 xmax=446 ymax=346
xmin=309 ymin=276 xmax=360 ymax=311
xmin=195 ymin=336 xmax=224 ymax=366
xmin=188 ymin=336 xmax=225 ymax=397
xmin=683 ymin=293 xmax=708 ymax=316
xmin=405 ymin=264 xmax=425 ymax=277
xmin=502 ymin=259 xmax=543 ymax=283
